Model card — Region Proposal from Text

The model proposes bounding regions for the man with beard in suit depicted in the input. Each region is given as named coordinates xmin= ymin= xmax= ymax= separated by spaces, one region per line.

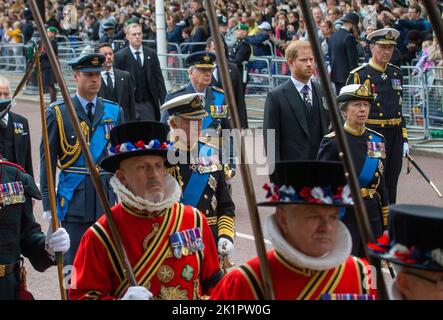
xmin=0 ymin=76 xmax=34 ymax=176
xmin=263 ymin=40 xmax=330 ymax=163
xmin=114 ymin=21 xmax=166 ymax=121
xmin=97 ymin=43 xmax=136 ymax=121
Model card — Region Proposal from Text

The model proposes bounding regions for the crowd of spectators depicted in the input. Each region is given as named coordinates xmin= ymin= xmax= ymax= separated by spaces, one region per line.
xmin=1 ymin=0 xmax=442 ymax=75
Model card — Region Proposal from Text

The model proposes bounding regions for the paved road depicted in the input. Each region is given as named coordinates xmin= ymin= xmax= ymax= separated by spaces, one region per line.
xmin=12 ymin=98 xmax=443 ymax=300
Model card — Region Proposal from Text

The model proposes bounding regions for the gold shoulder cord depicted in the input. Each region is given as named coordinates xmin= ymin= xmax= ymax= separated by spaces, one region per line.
xmin=54 ymin=105 xmax=89 ymax=170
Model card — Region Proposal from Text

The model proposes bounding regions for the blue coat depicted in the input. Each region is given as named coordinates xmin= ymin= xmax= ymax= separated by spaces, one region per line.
xmin=40 ymin=95 xmax=124 ymax=223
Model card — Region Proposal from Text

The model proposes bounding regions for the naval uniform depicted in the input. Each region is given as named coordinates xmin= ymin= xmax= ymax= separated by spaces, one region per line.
xmin=167 ymin=140 xmax=235 ymax=244
xmin=318 ymin=126 xmax=389 ymax=257
xmin=163 ymin=83 xmax=235 ymax=173
xmin=347 ymin=60 xmax=407 ymax=204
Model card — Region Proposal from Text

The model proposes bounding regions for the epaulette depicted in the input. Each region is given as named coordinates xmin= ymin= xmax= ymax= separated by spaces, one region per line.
xmin=0 ymin=160 xmax=26 ymax=173
xmin=324 ymin=131 xmax=336 ymax=138
xmin=101 ymin=98 xmax=120 ymax=106
xmin=168 ymin=85 xmax=186 ymax=95
xmin=48 ymin=99 xmax=64 ymax=109
xmin=349 ymin=64 xmax=366 ymax=74
xmin=387 ymin=63 xmax=401 ymax=71
xmin=211 ymin=86 xmax=224 ymax=93
xmin=366 ymin=127 xmax=384 ymax=138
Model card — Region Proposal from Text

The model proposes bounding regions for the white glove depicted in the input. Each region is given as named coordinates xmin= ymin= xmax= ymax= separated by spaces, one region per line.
xmin=403 ymin=142 xmax=409 ymax=157
xmin=121 ymin=286 xmax=153 ymax=300
xmin=45 ymin=227 xmax=70 ymax=255
xmin=217 ymin=238 xmax=234 ymax=258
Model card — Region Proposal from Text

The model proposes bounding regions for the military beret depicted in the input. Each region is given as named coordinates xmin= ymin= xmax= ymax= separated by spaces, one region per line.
xmin=47 ymin=26 xmax=58 ymax=33
xmin=238 ymin=24 xmax=249 ymax=31
xmin=125 ymin=17 xmax=140 ymax=27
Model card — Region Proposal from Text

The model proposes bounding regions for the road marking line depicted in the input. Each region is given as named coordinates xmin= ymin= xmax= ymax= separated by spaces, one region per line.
xmin=236 ymin=232 xmax=272 ymax=245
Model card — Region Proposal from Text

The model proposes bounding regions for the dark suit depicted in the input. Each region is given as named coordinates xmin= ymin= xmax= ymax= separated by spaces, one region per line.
xmin=98 ymin=68 xmax=136 ymax=121
xmin=263 ymin=79 xmax=330 ymax=162
xmin=40 ymin=95 xmax=124 ymax=266
xmin=211 ymin=63 xmax=248 ymax=129
xmin=0 ymin=112 xmax=33 ymax=176
xmin=113 ymin=46 xmax=166 ymax=121
xmin=329 ymin=27 xmax=359 ymax=94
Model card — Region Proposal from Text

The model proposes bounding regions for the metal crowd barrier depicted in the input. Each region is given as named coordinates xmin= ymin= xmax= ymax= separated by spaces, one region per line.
xmin=400 ymin=66 xmax=428 ymax=141
xmin=0 ymin=43 xmax=27 ymax=72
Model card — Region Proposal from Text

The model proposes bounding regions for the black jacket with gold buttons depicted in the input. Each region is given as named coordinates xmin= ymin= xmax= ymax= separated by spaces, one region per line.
xmin=167 ymin=141 xmax=235 ymax=243
xmin=317 ymin=126 xmax=389 ymax=228
xmin=346 ymin=59 xmax=408 ymax=142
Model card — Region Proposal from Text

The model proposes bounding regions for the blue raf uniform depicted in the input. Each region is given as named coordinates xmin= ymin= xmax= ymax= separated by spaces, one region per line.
xmin=318 ymin=84 xmax=389 ymax=257
xmin=161 ymin=93 xmax=235 ymax=268
xmin=39 ymin=54 xmax=124 ymax=267
xmin=161 ymin=51 xmax=235 ymax=179
xmin=346 ymin=28 xmax=407 ymax=204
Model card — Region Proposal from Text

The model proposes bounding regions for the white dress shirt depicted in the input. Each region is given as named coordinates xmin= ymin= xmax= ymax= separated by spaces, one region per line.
xmin=129 ymin=45 xmax=144 ymax=67
xmin=101 ymin=67 xmax=115 ymax=87
xmin=291 ymin=76 xmax=313 ymax=102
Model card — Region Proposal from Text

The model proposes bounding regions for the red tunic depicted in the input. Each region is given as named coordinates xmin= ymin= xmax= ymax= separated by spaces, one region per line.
xmin=211 ymin=250 xmax=377 ymax=300
xmin=69 ymin=202 xmax=222 ymax=300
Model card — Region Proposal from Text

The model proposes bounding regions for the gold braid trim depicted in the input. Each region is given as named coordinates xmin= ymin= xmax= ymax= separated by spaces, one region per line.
xmin=166 ymin=165 xmax=183 ymax=188
xmin=54 ymin=105 xmax=89 ymax=169
xmin=218 ymin=215 xmax=235 ymax=239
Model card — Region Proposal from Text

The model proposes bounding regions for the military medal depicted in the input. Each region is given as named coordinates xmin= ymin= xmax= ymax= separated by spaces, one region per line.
xmin=391 ymin=79 xmax=402 ymax=90
xmin=195 ymin=228 xmax=204 ymax=251
xmin=178 ymin=232 xmax=189 ymax=257
xmin=189 ymin=229 xmax=197 ymax=253
xmin=13 ymin=122 xmax=24 ymax=135
xmin=169 ymin=233 xmax=183 ymax=259
xmin=157 ymin=265 xmax=174 ymax=283
xmin=211 ymin=195 xmax=218 ymax=211
xmin=381 ymin=73 xmax=387 ymax=80
xmin=208 ymin=175 xmax=217 ymax=191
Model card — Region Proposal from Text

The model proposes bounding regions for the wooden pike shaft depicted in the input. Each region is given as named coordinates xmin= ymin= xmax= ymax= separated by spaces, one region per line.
xmin=204 ymin=0 xmax=275 ymax=299
xmin=29 ymin=0 xmax=137 ymax=287
xmin=36 ymin=53 xmax=67 ymax=300
xmin=298 ymin=0 xmax=388 ymax=299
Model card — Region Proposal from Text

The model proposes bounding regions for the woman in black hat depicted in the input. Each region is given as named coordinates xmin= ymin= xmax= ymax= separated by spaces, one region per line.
xmin=318 ymin=84 xmax=389 ymax=258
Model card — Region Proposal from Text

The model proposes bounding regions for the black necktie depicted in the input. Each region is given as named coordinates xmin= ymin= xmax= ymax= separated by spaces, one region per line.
xmin=86 ymin=102 xmax=94 ymax=122
xmin=301 ymin=85 xmax=312 ymax=110
xmin=135 ymin=51 xmax=142 ymax=67
xmin=106 ymin=71 xmax=113 ymax=90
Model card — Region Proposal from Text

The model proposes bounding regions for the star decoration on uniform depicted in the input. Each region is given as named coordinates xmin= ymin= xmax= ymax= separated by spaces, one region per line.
xmin=381 ymin=73 xmax=387 ymax=80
